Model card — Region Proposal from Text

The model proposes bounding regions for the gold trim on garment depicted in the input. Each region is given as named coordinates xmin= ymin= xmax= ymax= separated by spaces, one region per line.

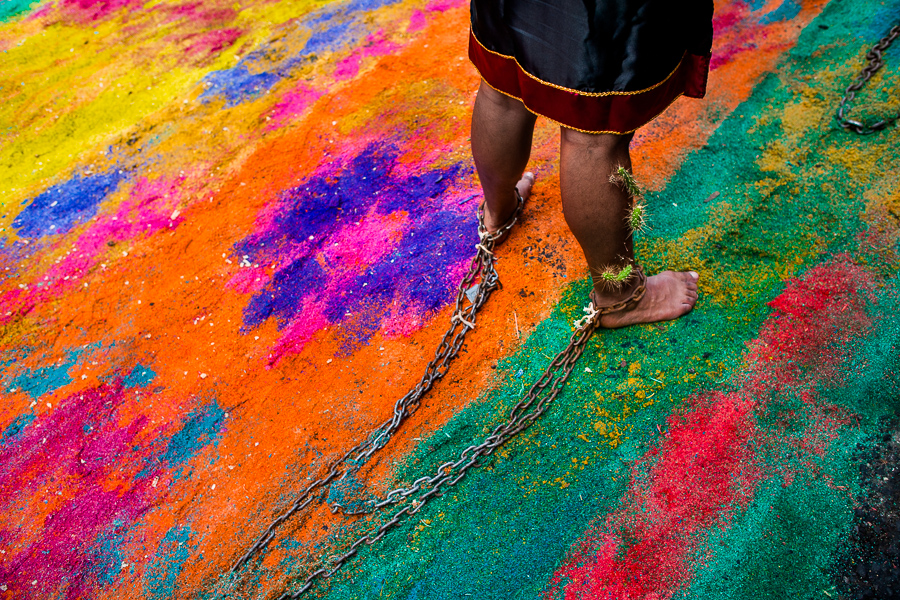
xmin=472 ymin=67 xmax=686 ymax=136
xmin=470 ymin=28 xmax=686 ymax=98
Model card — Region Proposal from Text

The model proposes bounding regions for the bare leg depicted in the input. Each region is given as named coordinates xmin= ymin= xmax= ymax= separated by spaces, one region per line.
xmin=471 ymin=81 xmax=537 ymax=231
xmin=559 ymin=127 xmax=699 ymax=328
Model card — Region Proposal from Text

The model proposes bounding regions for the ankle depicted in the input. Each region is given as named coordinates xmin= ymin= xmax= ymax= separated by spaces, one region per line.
xmin=592 ymin=280 xmax=637 ymax=306
xmin=482 ymin=191 xmax=519 ymax=232
xmin=482 ymin=174 xmax=533 ymax=232
xmin=590 ymin=265 xmax=645 ymax=307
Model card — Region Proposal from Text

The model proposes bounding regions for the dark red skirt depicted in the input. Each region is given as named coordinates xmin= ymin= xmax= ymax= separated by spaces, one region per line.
xmin=469 ymin=0 xmax=714 ymax=134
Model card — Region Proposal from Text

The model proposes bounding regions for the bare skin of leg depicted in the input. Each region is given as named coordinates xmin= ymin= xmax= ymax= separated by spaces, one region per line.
xmin=471 ymin=81 xmax=537 ymax=233
xmin=558 ymin=127 xmax=699 ymax=328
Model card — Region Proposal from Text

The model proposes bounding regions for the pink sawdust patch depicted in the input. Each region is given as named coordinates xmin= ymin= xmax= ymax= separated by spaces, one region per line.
xmin=268 ymin=299 xmax=330 ymax=364
xmin=333 ymin=31 xmax=400 ymax=81
xmin=407 ymin=10 xmax=427 ymax=32
xmin=226 ymin=266 xmax=269 ymax=294
xmin=548 ymin=257 xmax=879 ymax=600
xmin=319 ymin=211 xmax=407 ymax=269
xmin=267 ymin=83 xmax=323 ymax=130
xmin=59 ymin=0 xmax=144 ymax=23
xmin=380 ymin=299 xmax=430 ymax=339
xmin=161 ymin=2 xmax=236 ymax=26
xmin=0 ymin=384 xmax=166 ymax=599
xmin=178 ymin=28 xmax=243 ymax=63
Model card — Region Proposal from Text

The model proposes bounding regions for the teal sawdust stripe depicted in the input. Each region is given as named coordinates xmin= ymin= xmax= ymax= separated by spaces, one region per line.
xmin=284 ymin=2 xmax=900 ymax=599
xmin=0 ymin=0 xmax=45 ymax=22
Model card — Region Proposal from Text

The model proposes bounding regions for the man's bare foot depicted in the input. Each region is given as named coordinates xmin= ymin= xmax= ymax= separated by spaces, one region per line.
xmin=597 ymin=270 xmax=699 ymax=328
xmin=482 ymin=172 xmax=535 ymax=234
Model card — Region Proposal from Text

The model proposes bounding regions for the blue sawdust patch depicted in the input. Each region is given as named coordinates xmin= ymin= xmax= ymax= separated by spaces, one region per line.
xmin=760 ymin=0 xmax=801 ymax=24
xmin=88 ymin=520 xmax=129 ymax=586
xmin=13 ymin=170 xmax=128 ymax=238
xmin=1 ymin=413 xmax=35 ymax=446
xmin=122 ymin=364 xmax=157 ymax=389
xmin=8 ymin=359 xmax=76 ymax=398
xmin=0 ymin=0 xmax=43 ymax=22
xmin=160 ymin=400 xmax=226 ymax=479
xmin=143 ymin=525 xmax=196 ymax=600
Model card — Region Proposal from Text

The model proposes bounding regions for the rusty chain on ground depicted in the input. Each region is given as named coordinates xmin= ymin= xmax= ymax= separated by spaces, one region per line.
xmin=226 ymin=195 xmax=524 ymax=580
xmin=220 ymin=184 xmax=644 ymax=597
xmin=837 ymin=24 xmax=900 ymax=134
xmin=268 ymin=272 xmax=647 ymax=599
xmin=274 ymin=314 xmax=600 ymax=599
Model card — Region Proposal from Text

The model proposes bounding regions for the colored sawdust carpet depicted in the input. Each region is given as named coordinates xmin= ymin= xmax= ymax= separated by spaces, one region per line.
xmin=2 ymin=0 xmax=900 ymax=599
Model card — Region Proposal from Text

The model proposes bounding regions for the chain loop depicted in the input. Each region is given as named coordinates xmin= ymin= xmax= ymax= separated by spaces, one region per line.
xmin=268 ymin=270 xmax=646 ymax=599
xmin=837 ymin=24 xmax=900 ymax=134
xmin=274 ymin=312 xmax=604 ymax=600
xmin=225 ymin=193 xmax=524 ymax=580
xmin=222 ymin=191 xmax=647 ymax=600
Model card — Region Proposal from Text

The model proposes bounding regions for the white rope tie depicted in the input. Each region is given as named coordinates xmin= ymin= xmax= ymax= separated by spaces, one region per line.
xmin=573 ymin=302 xmax=600 ymax=330
xmin=451 ymin=312 xmax=476 ymax=329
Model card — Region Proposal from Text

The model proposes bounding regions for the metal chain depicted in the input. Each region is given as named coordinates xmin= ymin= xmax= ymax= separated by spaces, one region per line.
xmin=273 ymin=269 xmax=648 ymax=599
xmin=220 ymin=20 xmax=900 ymax=596
xmin=837 ymin=24 xmax=900 ymax=134
xmin=227 ymin=193 xmax=524 ymax=578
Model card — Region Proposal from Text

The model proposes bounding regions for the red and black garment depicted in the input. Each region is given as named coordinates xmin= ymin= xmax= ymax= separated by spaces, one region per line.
xmin=469 ymin=0 xmax=714 ymax=134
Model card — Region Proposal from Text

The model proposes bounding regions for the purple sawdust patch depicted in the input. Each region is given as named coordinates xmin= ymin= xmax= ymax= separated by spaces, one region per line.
xmin=235 ymin=142 xmax=471 ymax=355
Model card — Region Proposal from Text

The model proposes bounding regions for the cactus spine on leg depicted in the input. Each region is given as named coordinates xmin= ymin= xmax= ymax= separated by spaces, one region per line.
xmin=594 ymin=167 xmax=652 ymax=290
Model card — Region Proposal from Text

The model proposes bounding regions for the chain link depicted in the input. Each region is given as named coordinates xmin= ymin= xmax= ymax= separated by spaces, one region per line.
xmin=837 ymin=24 xmax=900 ymax=134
